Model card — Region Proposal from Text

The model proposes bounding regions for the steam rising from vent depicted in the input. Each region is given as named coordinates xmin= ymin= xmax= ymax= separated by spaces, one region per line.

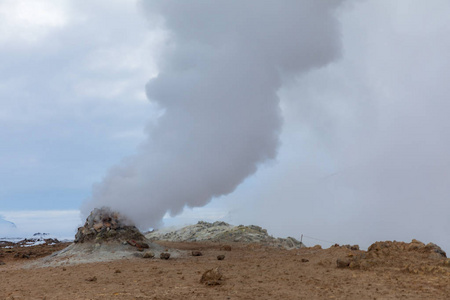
xmin=81 ymin=1 xmax=345 ymax=229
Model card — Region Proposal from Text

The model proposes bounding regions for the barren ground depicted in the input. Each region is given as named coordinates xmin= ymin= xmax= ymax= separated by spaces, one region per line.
xmin=1 ymin=240 xmax=450 ymax=299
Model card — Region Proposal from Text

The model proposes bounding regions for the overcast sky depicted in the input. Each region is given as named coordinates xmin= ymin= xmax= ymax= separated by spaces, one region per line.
xmin=1 ymin=0 xmax=450 ymax=251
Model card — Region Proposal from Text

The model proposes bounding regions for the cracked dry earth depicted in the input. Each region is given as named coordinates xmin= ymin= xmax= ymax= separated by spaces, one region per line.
xmin=1 ymin=240 xmax=450 ymax=299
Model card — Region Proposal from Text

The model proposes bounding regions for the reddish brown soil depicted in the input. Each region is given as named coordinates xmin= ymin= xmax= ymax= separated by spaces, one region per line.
xmin=1 ymin=241 xmax=450 ymax=299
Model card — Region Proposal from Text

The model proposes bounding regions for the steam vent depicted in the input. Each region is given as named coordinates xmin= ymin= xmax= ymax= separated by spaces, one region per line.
xmin=74 ymin=207 xmax=146 ymax=245
xmin=34 ymin=207 xmax=169 ymax=267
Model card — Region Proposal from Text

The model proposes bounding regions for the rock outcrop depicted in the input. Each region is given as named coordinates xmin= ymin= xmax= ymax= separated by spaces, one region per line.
xmin=146 ymin=221 xmax=304 ymax=249
xmin=335 ymin=239 xmax=449 ymax=274
xmin=74 ymin=207 xmax=145 ymax=244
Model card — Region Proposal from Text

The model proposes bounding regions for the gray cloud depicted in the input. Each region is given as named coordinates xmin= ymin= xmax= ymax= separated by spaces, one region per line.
xmin=0 ymin=1 xmax=160 ymax=210
xmin=82 ymin=0 xmax=346 ymax=229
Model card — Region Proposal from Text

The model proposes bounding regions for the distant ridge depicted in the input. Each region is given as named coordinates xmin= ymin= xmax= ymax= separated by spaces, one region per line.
xmin=0 ymin=216 xmax=16 ymax=228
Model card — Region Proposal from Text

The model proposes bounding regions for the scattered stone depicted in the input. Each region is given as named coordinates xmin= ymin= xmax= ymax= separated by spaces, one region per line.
xmin=200 ymin=267 xmax=223 ymax=285
xmin=143 ymin=251 xmax=155 ymax=259
xmin=217 ymin=255 xmax=225 ymax=260
xmin=115 ymin=269 xmax=121 ymax=273
xmin=192 ymin=251 xmax=203 ymax=256
xmin=221 ymin=245 xmax=232 ymax=251
xmin=160 ymin=252 xmax=171 ymax=260
xmin=85 ymin=276 xmax=97 ymax=282
xmin=350 ymin=245 xmax=360 ymax=251
xmin=301 ymin=258 xmax=309 ymax=263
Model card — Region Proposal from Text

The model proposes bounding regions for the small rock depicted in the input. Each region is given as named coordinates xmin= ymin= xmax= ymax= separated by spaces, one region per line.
xmin=115 ymin=269 xmax=121 ymax=273
xmin=350 ymin=245 xmax=360 ymax=251
xmin=192 ymin=251 xmax=203 ymax=256
xmin=200 ymin=267 xmax=223 ymax=285
xmin=336 ymin=258 xmax=351 ymax=268
xmin=217 ymin=255 xmax=225 ymax=260
xmin=143 ymin=251 xmax=155 ymax=259
xmin=160 ymin=252 xmax=171 ymax=260
xmin=0 ymin=261 xmax=5 ymax=265
xmin=220 ymin=245 xmax=232 ymax=251
xmin=312 ymin=245 xmax=322 ymax=250
xmin=301 ymin=258 xmax=309 ymax=263
xmin=86 ymin=276 xmax=97 ymax=282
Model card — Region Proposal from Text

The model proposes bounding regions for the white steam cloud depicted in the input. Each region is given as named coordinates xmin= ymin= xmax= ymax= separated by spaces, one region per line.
xmin=82 ymin=1 xmax=345 ymax=229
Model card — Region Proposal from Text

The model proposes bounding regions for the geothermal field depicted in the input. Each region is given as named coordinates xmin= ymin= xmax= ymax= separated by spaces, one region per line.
xmin=1 ymin=208 xmax=450 ymax=299
xmin=2 ymin=1 xmax=450 ymax=299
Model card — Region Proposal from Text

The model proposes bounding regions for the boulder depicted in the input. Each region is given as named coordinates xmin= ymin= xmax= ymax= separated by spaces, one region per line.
xmin=143 ymin=251 xmax=155 ymax=258
xmin=200 ymin=267 xmax=223 ymax=285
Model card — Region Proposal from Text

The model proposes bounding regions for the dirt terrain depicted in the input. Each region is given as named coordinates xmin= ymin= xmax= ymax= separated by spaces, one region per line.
xmin=1 ymin=239 xmax=450 ymax=299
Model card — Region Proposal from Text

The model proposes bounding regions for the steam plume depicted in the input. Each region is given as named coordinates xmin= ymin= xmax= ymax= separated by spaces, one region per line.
xmin=82 ymin=1 xmax=345 ymax=229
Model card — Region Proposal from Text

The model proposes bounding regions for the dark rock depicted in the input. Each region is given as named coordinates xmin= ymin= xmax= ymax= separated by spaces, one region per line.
xmin=192 ymin=251 xmax=202 ymax=256
xmin=336 ymin=258 xmax=351 ymax=268
xmin=160 ymin=252 xmax=171 ymax=260
xmin=301 ymin=258 xmax=309 ymax=263
xmin=85 ymin=276 xmax=97 ymax=282
xmin=200 ymin=267 xmax=223 ymax=285
xmin=217 ymin=255 xmax=225 ymax=260
xmin=350 ymin=245 xmax=360 ymax=251
xmin=0 ymin=261 xmax=5 ymax=265
xmin=143 ymin=251 xmax=155 ymax=258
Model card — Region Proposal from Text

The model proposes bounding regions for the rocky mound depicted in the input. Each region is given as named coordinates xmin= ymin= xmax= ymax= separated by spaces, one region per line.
xmin=28 ymin=207 xmax=173 ymax=267
xmin=145 ymin=221 xmax=304 ymax=249
xmin=335 ymin=239 xmax=450 ymax=274
xmin=74 ymin=207 xmax=145 ymax=245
